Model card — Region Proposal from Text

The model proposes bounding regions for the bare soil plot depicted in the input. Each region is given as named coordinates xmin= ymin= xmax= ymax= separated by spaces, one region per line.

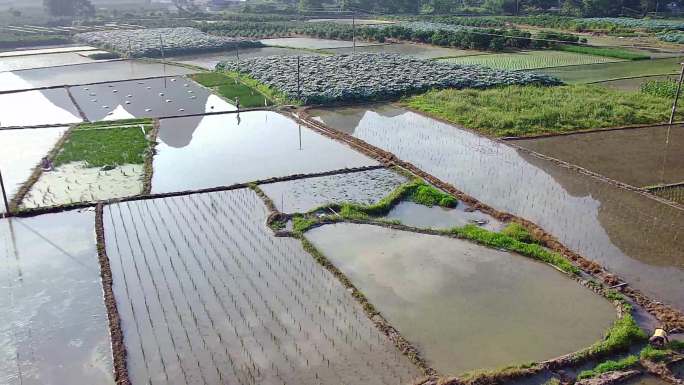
xmin=511 ymin=125 xmax=684 ymax=188
xmin=0 ymin=60 xmax=196 ymax=92
xmin=0 ymin=210 xmax=114 ymax=385
xmin=260 ymin=168 xmax=408 ymax=214
xmin=307 ymin=105 xmax=684 ymax=311
xmin=0 ymin=88 xmax=82 ymax=127
xmin=151 ymin=112 xmax=378 ymax=193
xmin=69 ymin=77 xmax=235 ymax=121
xmin=306 ymin=223 xmax=616 ymax=374
xmin=102 ymin=189 xmax=421 ymax=385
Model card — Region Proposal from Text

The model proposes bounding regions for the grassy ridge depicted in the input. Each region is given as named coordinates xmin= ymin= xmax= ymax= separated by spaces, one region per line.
xmin=405 ymin=84 xmax=673 ymax=137
xmin=557 ymin=45 xmax=650 ymax=60
xmin=577 ymin=355 xmax=639 ymax=379
xmin=55 ymin=120 xmax=153 ymax=167
xmin=191 ymin=72 xmax=273 ymax=107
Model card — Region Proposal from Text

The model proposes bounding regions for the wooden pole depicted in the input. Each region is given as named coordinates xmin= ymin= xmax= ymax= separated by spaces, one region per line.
xmin=669 ymin=63 xmax=684 ymax=124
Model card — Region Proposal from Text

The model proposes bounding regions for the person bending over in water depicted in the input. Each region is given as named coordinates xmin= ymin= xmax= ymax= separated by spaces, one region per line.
xmin=40 ymin=157 xmax=54 ymax=172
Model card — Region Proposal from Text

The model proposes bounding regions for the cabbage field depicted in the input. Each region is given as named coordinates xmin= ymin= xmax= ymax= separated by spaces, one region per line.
xmin=75 ymin=27 xmax=262 ymax=58
xmin=580 ymin=18 xmax=684 ymax=31
xmin=217 ymin=53 xmax=561 ymax=104
xmin=657 ymin=30 xmax=684 ymax=44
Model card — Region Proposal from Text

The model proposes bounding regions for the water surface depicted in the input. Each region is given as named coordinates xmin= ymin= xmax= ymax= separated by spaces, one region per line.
xmin=307 ymin=223 xmax=616 ymax=374
xmin=0 ymin=52 xmax=96 ymax=72
xmin=0 ymin=211 xmax=114 ymax=385
xmin=260 ymin=37 xmax=381 ymax=50
xmin=0 ymin=89 xmax=82 ymax=127
xmin=152 ymin=112 xmax=378 ymax=193
xmin=385 ymin=201 xmax=504 ymax=231
xmin=169 ymin=47 xmax=322 ymax=70
xmin=308 ymin=105 xmax=684 ymax=311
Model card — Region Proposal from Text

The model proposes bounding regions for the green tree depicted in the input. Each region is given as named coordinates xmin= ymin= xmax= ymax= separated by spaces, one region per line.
xmin=299 ymin=0 xmax=323 ymax=11
xmin=43 ymin=0 xmax=94 ymax=17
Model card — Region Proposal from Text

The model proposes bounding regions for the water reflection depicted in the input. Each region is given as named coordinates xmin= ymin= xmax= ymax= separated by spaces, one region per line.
xmin=0 ymin=211 xmax=114 ymax=385
xmin=0 ymin=89 xmax=82 ymax=127
xmin=308 ymin=105 xmax=684 ymax=310
xmin=151 ymin=112 xmax=378 ymax=193
xmin=69 ymin=77 xmax=234 ymax=121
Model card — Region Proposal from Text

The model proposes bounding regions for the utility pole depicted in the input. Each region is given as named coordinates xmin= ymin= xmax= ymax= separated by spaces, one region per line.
xmin=669 ymin=62 xmax=684 ymax=124
xmin=159 ymin=34 xmax=165 ymax=62
xmin=0 ymin=168 xmax=10 ymax=216
xmin=352 ymin=11 xmax=356 ymax=54
xmin=297 ymin=56 xmax=301 ymax=101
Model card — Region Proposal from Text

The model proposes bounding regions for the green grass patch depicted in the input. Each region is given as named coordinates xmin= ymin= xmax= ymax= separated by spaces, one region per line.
xmin=55 ymin=121 xmax=153 ymax=167
xmin=449 ymin=224 xmax=579 ymax=274
xmin=581 ymin=314 xmax=647 ymax=358
xmin=500 ymin=222 xmax=536 ymax=243
xmin=640 ymin=340 xmax=684 ymax=362
xmin=219 ymin=70 xmax=298 ymax=106
xmin=641 ymin=79 xmax=679 ymax=98
xmin=440 ymin=50 xmax=621 ymax=71
xmin=405 ymin=84 xmax=675 ymax=137
xmin=577 ymin=355 xmax=639 ymax=379
xmin=292 ymin=215 xmax=318 ymax=233
xmin=192 ymin=72 xmax=272 ymax=108
xmin=557 ymin=45 xmax=650 ymax=61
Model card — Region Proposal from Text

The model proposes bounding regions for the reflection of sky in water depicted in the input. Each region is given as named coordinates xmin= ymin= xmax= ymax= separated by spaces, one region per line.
xmin=70 ymin=77 xmax=234 ymax=121
xmin=0 ymin=127 xmax=69 ymax=214
xmin=308 ymin=223 xmax=615 ymax=374
xmin=0 ymin=60 xmax=195 ymax=92
xmin=151 ymin=112 xmax=378 ymax=193
xmin=310 ymin=106 xmax=684 ymax=310
xmin=0 ymin=89 xmax=82 ymax=127
xmin=0 ymin=212 xmax=114 ymax=385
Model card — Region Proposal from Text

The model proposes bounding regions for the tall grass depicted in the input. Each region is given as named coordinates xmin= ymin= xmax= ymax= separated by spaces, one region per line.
xmin=577 ymin=355 xmax=639 ymax=379
xmin=405 ymin=84 xmax=674 ymax=137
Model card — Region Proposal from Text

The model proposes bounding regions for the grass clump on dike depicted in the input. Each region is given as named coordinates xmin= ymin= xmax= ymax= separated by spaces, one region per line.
xmin=55 ymin=119 xmax=154 ymax=167
xmin=191 ymin=72 xmax=274 ymax=108
xmin=577 ymin=355 xmax=639 ymax=379
xmin=405 ymin=84 xmax=674 ymax=137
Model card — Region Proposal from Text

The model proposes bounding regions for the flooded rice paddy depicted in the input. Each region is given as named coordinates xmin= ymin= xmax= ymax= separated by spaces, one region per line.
xmin=0 ymin=46 xmax=97 ymax=57
xmin=306 ymin=223 xmax=616 ymax=374
xmin=151 ymin=112 xmax=378 ymax=193
xmin=0 ymin=60 xmax=196 ymax=92
xmin=538 ymin=57 xmax=682 ymax=84
xmin=260 ymin=168 xmax=407 ymax=213
xmin=21 ymin=162 xmax=143 ymax=209
xmin=169 ymin=47 xmax=322 ymax=70
xmin=0 ymin=52 xmax=100 ymax=72
xmin=69 ymin=77 xmax=235 ymax=121
xmin=0 ymin=210 xmax=114 ymax=385
xmin=512 ymin=125 xmax=684 ymax=188
xmin=103 ymin=189 xmax=421 ymax=385
xmin=259 ymin=37 xmax=382 ymax=50
xmin=308 ymin=105 xmax=684 ymax=311
xmin=385 ymin=201 xmax=504 ymax=231
xmin=0 ymin=126 xmax=68 ymax=211
xmin=0 ymin=89 xmax=82 ymax=127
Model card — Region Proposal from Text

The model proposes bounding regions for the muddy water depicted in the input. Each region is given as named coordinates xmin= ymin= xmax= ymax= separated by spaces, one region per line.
xmin=512 ymin=125 xmax=684 ymax=187
xmin=0 ymin=126 xmax=68 ymax=213
xmin=103 ymin=189 xmax=421 ymax=385
xmin=151 ymin=112 xmax=378 ymax=193
xmin=0 ymin=46 xmax=97 ymax=57
xmin=306 ymin=223 xmax=615 ymax=374
xmin=672 ymin=360 xmax=684 ymax=379
xmin=169 ymin=47 xmax=322 ymax=70
xmin=329 ymin=43 xmax=482 ymax=59
xmin=0 ymin=210 xmax=114 ymax=385
xmin=0 ymin=89 xmax=82 ymax=127
xmin=623 ymin=375 xmax=671 ymax=385
xmin=385 ymin=201 xmax=504 ymax=231
xmin=308 ymin=105 xmax=684 ymax=311
xmin=69 ymin=77 xmax=234 ymax=121
xmin=260 ymin=168 xmax=407 ymax=213
xmin=0 ymin=60 xmax=196 ymax=92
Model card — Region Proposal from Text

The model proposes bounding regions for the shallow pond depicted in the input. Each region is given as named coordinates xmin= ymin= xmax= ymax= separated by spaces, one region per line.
xmin=0 ymin=126 xmax=68 ymax=213
xmin=260 ymin=37 xmax=382 ymax=50
xmin=385 ymin=201 xmax=504 ymax=231
xmin=308 ymin=105 xmax=684 ymax=311
xmin=103 ymin=189 xmax=421 ymax=385
xmin=168 ymin=46 xmax=322 ymax=70
xmin=306 ymin=223 xmax=616 ymax=374
xmin=511 ymin=125 xmax=684 ymax=188
xmin=151 ymin=112 xmax=378 ymax=193
xmin=260 ymin=168 xmax=407 ymax=213
xmin=0 ymin=211 xmax=114 ymax=385
xmin=0 ymin=88 xmax=82 ymax=127
xmin=69 ymin=77 xmax=234 ymax=121
xmin=0 ymin=60 xmax=196 ymax=92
